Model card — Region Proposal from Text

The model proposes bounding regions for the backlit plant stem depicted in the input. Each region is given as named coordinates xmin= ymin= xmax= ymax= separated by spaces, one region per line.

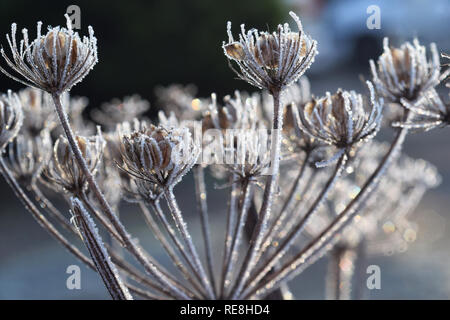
xmin=230 ymin=89 xmax=284 ymax=299
xmin=240 ymin=154 xmax=347 ymax=298
xmin=164 ymin=188 xmax=215 ymax=299
xmin=51 ymin=92 xmax=191 ymax=300
xmin=244 ymin=123 xmax=410 ymax=299
xmin=193 ymin=165 xmax=217 ymax=296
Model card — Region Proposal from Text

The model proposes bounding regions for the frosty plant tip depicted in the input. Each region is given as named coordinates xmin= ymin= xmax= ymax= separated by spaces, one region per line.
xmin=0 ymin=14 xmax=98 ymax=94
xmin=223 ymin=11 xmax=317 ymax=93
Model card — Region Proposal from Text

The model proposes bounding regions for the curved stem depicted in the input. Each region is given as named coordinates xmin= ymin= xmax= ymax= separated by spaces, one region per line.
xmin=220 ymin=174 xmax=239 ymax=297
xmin=71 ymin=199 xmax=132 ymax=300
xmin=142 ymin=201 xmax=207 ymax=299
xmin=164 ymin=188 xmax=215 ymax=299
xmin=325 ymin=245 xmax=356 ymax=300
xmin=222 ymin=178 xmax=253 ymax=297
xmin=51 ymin=93 xmax=191 ymax=300
xmin=193 ymin=165 xmax=216 ymax=295
xmin=0 ymin=156 xmax=95 ymax=269
xmin=240 ymin=154 xmax=347 ymax=298
xmin=229 ymin=89 xmax=284 ymax=299
xmin=244 ymin=125 xmax=409 ymax=299
xmin=30 ymin=183 xmax=73 ymax=233
xmin=261 ymin=151 xmax=311 ymax=252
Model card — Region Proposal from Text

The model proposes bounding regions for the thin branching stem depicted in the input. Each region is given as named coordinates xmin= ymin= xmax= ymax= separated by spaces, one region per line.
xmin=193 ymin=165 xmax=217 ymax=295
xmin=220 ymin=173 xmax=239 ymax=298
xmin=71 ymin=198 xmax=132 ymax=300
xmin=244 ymin=123 xmax=409 ymax=299
xmin=261 ymin=151 xmax=311 ymax=251
xmin=240 ymin=154 xmax=347 ymax=298
xmin=141 ymin=201 xmax=207 ymax=299
xmin=230 ymin=89 xmax=284 ymax=299
xmin=223 ymin=178 xmax=253 ymax=297
xmin=0 ymin=156 xmax=95 ymax=268
xmin=163 ymin=188 xmax=215 ymax=299
xmin=325 ymin=246 xmax=356 ymax=300
xmin=79 ymin=192 xmax=125 ymax=247
xmin=30 ymin=183 xmax=73 ymax=233
xmin=51 ymin=93 xmax=191 ymax=300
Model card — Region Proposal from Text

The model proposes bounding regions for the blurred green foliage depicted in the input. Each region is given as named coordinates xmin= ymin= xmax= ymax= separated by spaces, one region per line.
xmin=0 ymin=0 xmax=285 ymax=114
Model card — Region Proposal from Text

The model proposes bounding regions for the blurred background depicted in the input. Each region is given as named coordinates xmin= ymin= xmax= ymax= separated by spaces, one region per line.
xmin=0 ymin=0 xmax=450 ymax=299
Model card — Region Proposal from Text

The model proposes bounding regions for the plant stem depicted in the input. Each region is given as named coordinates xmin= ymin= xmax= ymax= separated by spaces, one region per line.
xmin=71 ymin=198 xmax=132 ymax=300
xmin=141 ymin=201 xmax=207 ymax=299
xmin=240 ymin=154 xmax=347 ymax=298
xmin=0 ymin=157 xmax=95 ymax=268
xmin=244 ymin=124 xmax=409 ymax=299
xmin=230 ymin=89 xmax=284 ymax=299
xmin=261 ymin=152 xmax=311 ymax=252
xmin=222 ymin=178 xmax=253 ymax=297
xmin=51 ymin=93 xmax=191 ymax=300
xmin=193 ymin=165 xmax=216 ymax=296
xmin=164 ymin=188 xmax=215 ymax=299
xmin=325 ymin=245 xmax=356 ymax=300
xmin=219 ymin=174 xmax=239 ymax=297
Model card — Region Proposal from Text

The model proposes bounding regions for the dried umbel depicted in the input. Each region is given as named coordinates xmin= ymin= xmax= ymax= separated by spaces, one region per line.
xmin=119 ymin=124 xmax=199 ymax=191
xmin=202 ymin=91 xmax=263 ymax=132
xmin=91 ymin=95 xmax=150 ymax=131
xmin=5 ymin=130 xmax=52 ymax=182
xmin=296 ymin=82 xmax=383 ymax=167
xmin=44 ymin=132 xmax=105 ymax=194
xmin=392 ymin=88 xmax=450 ymax=131
xmin=18 ymin=87 xmax=55 ymax=135
xmin=0 ymin=15 xmax=98 ymax=94
xmin=223 ymin=11 xmax=317 ymax=92
xmin=0 ymin=90 xmax=23 ymax=150
xmin=370 ymin=38 xmax=446 ymax=103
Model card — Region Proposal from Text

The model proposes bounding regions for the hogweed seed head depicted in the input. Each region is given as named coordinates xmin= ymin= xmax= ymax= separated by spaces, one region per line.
xmin=119 ymin=124 xmax=200 ymax=191
xmin=44 ymin=130 xmax=105 ymax=194
xmin=0 ymin=90 xmax=23 ymax=150
xmin=5 ymin=129 xmax=52 ymax=182
xmin=0 ymin=15 xmax=98 ymax=94
xmin=370 ymin=38 xmax=445 ymax=103
xmin=392 ymin=88 xmax=450 ymax=131
xmin=296 ymin=82 xmax=383 ymax=167
xmin=18 ymin=87 xmax=56 ymax=136
xmin=91 ymin=95 xmax=150 ymax=131
xmin=223 ymin=11 xmax=317 ymax=93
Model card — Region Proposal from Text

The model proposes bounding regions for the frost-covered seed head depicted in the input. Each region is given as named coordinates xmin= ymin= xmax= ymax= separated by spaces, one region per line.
xmin=223 ymin=11 xmax=317 ymax=92
xmin=0 ymin=15 xmax=98 ymax=94
xmin=0 ymin=90 xmax=23 ymax=150
xmin=5 ymin=129 xmax=52 ymax=182
xmin=18 ymin=87 xmax=56 ymax=136
xmin=370 ymin=38 xmax=445 ymax=103
xmin=44 ymin=131 xmax=105 ymax=194
xmin=91 ymin=95 xmax=150 ymax=131
xmin=119 ymin=124 xmax=199 ymax=191
xmin=296 ymin=82 xmax=383 ymax=167
xmin=392 ymin=88 xmax=450 ymax=131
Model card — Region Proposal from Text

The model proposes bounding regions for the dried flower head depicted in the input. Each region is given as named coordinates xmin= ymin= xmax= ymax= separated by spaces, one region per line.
xmin=155 ymin=84 xmax=204 ymax=121
xmin=0 ymin=15 xmax=98 ymax=94
xmin=44 ymin=130 xmax=105 ymax=194
xmin=119 ymin=124 xmax=199 ymax=191
xmin=18 ymin=87 xmax=55 ymax=135
xmin=202 ymin=91 xmax=263 ymax=132
xmin=5 ymin=129 xmax=52 ymax=182
xmin=392 ymin=88 xmax=450 ymax=131
xmin=91 ymin=95 xmax=150 ymax=131
xmin=296 ymin=82 xmax=383 ymax=167
xmin=0 ymin=90 xmax=23 ymax=150
xmin=370 ymin=38 xmax=446 ymax=103
xmin=223 ymin=11 xmax=317 ymax=92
